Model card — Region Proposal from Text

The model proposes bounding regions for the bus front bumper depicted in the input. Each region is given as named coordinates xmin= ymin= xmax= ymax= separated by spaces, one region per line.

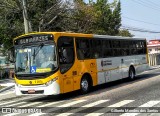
xmin=15 ymin=81 xmax=60 ymax=95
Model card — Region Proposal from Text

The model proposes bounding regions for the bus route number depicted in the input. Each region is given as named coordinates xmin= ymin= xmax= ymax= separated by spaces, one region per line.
xmin=35 ymin=80 xmax=43 ymax=84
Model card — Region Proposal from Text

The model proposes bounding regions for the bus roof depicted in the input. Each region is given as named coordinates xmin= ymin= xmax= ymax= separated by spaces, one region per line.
xmin=13 ymin=32 xmax=146 ymax=41
xmin=93 ymin=34 xmax=146 ymax=40
xmin=13 ymin=32 xmax=93 ymax=41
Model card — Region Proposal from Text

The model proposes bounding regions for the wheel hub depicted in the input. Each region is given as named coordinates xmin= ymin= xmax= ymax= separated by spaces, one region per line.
xmin=81 ymin=79 xmax=88 ymax=91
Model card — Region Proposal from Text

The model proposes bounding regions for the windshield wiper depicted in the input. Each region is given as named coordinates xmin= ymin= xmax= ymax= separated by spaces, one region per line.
xmin=32 ymin=43 xmax=44 ymax=59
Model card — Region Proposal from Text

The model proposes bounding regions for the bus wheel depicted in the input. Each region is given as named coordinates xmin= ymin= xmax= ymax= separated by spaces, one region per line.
xmin=80 ymin=76 xmax=90 ymax=94
xmin=128 ymin=67 xmax=135 ymax=80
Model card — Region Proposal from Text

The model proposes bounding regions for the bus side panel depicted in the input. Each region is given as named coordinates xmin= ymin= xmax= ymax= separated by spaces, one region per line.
xmin=121 ymin=56 xmax=136 ymax=78
xmin=61 ymin=59 xmax=97 ymax=93
xmin=74 ymin=59 xmax=98 ymax=89
xmin=96 ymin=57 xmax=123 ymax=84
xmin=135 ymin=54 xmax=149 ymax=75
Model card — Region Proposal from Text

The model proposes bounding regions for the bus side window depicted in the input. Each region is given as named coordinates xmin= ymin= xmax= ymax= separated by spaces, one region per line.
xmin=76 ymin=39 xmax=90 ymax=60
xmin=58 ymin=36 xmax=74 ymax=73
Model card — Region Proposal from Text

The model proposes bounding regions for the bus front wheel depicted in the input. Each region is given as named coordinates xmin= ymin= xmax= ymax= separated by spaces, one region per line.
xmin=128 ymin=67 xmax=135 ymax=80
xmin=80 ymin=76 xmax=90 ymax=94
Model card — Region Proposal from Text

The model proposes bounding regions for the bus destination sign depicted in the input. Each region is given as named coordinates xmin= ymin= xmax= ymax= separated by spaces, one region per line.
xmin=15 ymin=34 xmax=53 ymax=45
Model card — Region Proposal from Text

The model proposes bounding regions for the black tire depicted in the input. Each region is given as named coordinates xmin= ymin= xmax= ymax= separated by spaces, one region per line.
xmin=128 ymin=67 xmax=135 ymax=80
xmin=80 ymin=76 xmax=90 ymax=94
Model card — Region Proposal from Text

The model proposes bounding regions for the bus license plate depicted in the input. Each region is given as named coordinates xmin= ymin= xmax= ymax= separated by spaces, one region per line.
xmin=28 ymin=89 xmax=35 ymax=93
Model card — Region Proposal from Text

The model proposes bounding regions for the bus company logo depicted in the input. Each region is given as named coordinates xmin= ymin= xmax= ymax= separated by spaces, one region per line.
xmin=101 ymin=60 xmax=112 ymax=67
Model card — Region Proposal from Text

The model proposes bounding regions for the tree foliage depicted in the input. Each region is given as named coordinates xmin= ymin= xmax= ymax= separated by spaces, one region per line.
xmin=118 ymin=29 xmax=134 ymax=37
xmin=0 ymin=0 xmax=132 ymax=51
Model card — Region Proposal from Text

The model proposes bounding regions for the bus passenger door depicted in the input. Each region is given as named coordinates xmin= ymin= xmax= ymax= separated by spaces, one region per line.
xmin=58 ymin=36 xmax=75 ymax=93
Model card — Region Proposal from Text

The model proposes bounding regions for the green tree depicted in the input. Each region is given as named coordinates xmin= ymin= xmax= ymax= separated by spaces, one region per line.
xmin=67 ymin=0 xmax=96 ymax=33
xmin=118 ymin=29 xmax=134 ymax=37
xmin=0 ymin=0 xmax=23 ymax=50
xmin=93 ymin=0 xmax=112 ymax=34
xmin=0 ymin=0 xmax=69 ymax=50
xmin=111 ymin=0 xmax=121 ymax=35
xmin=90 ymin=0 xmax=121 ymax=35
xmin=0 ymin=0 xmax=122 ymax=52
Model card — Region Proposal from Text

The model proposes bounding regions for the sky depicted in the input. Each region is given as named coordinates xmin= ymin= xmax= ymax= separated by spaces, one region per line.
xmin=84 ymin=0 xmax=160 ymax=41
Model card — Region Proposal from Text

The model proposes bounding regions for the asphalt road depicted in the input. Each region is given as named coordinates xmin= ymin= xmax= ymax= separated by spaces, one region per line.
xmin=0 ymin=68 xmax=160 ymax=116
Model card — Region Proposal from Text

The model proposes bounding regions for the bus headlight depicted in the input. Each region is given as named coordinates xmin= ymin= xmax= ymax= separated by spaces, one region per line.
xmin=45 ymin=77 xmax=58 ymax=86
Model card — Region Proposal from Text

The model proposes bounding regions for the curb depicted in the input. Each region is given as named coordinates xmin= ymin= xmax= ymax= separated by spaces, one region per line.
xmin=0 ymin=85 xmax=14 ymax=93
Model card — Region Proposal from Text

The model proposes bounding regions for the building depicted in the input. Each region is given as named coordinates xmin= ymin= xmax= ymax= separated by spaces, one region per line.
xmin=147 ymin=40 xmax=160 ymax=66
xmin=147 ymin=40 xmax=160 ymax=54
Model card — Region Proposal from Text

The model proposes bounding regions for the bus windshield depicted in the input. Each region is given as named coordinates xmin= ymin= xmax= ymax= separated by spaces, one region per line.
xmin=15 ymin=43 xmax=58 ymax=74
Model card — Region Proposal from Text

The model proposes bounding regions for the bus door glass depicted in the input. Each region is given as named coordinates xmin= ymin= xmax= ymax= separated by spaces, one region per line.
xmin=58 ymin=36 xmax=75 ymax=93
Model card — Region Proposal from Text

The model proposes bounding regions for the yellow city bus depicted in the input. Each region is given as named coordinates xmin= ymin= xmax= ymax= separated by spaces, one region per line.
xmin=12 ymin=32 xmax=148 ymax=95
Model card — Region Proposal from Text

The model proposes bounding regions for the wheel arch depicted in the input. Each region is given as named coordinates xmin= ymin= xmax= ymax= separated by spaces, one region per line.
xmin=81 ymin=73 xmax=93 ymax=87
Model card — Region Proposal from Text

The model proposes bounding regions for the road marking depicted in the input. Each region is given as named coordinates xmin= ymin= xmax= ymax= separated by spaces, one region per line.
xmin=7 ymin=102 xmax=26 ymax=107
xmin=139 ymin=101 xmax=160 ymax=107
xmin=37 ymin=100 xmax=64 ymax=107
xmin=0 ymin=96 xmax=43 ymax=106
xmin=82 ymin=100 xmax=109 ymax=107
xmin=56 ymin=100 xmax=109 ymax=116
xmin=0 ymin=91 xmax=15 ymax=96
xmin=85 ymin=113 xmax=104 ymax=116
xmin=29 ymin=113 xmax=46 ymax=116
xmin=0 ymin=83 xmax=15 ymax=86
xmin=3 ymin=102 xmax=43 ymax=116
xmin=120 ymin=100 xmax=160 ymax=116
xmin=19 ymin=102 xmax=42 ymax=107
xmin=29 ymin=100 xmax=86 ymax=116
xmin=56 ymin=113 xmax=73 ymax=116
xmin=57 ymin=100 xmax=86 ymax=107
xmin=28 ymin=101 xmax=65 ymax=116
xmin=3 ymin=113 xmax=19 ymax=116
xmin=108 ymin=100 xmax=134 ymax=107
xmin=0 ymin=100 xmax=20 ymax=106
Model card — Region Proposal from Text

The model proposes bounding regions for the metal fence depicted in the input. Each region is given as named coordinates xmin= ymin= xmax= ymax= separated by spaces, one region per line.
xmin=148 ymin=53 xmax=160 ymax=66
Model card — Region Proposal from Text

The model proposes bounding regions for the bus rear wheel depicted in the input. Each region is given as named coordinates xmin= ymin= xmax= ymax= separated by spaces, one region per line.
xmin=80 ymin=76 xmax=90 ymax=94
xmin=128 ymin=67 xmax=135 ymax=80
